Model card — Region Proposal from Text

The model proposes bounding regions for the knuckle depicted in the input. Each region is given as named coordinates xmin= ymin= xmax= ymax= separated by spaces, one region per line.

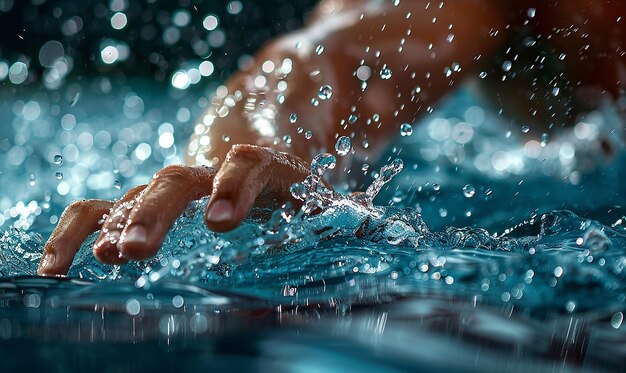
xmin=227 ymin=144 xmax=268 ymax=163
xmin=65 ymin=200 xmax=93 ymax=214
xmin=154 ymin=164 xmax=195 ymax=184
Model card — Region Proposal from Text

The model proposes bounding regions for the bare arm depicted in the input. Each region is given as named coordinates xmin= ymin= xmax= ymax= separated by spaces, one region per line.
xmin=191 ymin=0 xmax=509 ymax=163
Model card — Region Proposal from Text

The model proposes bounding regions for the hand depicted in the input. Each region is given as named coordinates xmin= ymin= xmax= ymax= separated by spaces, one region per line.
xmin=37 ymin=144 xmax=310 ymax=276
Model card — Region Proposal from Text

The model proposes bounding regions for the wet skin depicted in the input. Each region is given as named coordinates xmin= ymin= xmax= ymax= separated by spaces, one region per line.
xmin=38 ymin=0 xmax=625 ymax=276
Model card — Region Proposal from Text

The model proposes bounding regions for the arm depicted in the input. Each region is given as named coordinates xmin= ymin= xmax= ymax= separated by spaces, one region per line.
xmin=38 ymin=0 xmax=509 ymax=276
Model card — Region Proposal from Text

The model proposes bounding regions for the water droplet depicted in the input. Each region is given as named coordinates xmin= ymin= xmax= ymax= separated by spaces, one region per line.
xmin=400 ymin=123 xmax=413 ymax=137
xmin=502 ymin=61 xmax=512 ymax=72
xmin=479 ymin=71 xmax=487 ymax=79
xmin=521 ymin=125 xmax=530 ymax=134
xmin=318 ymin=85 xmax=333 ymax=100
xmin=364 ymin=159 xmax=403 ymax=201
xmin=310 ymin=153 xmax=337 ymax=177
xmin=335 ymin=136 xmax=351 ymax=156
xmin=53 ymin=154 xmax=63 ymax=165
xmin=558 ymin=53 xmax=566 ymax=61
xmin=315 ymin=44 xmax=325 ymax=55
xmin=611 ymin=312 xmax=624 ymax=329
xmin=433 ymin=183 xmax=441 ymax=191
xmin=55 ymin=172 xmax=63 ymax=180
xmin=290 ymin=182 xmax=307 ymax=200
xmin=348 ymin=114 xmax=358 ymax=124
xmin=527 ymin=7 xmax=536 ymax=18
xmin=311 ymin=98 xmax=319 ymax=106
xmin=222 ymin=135 xmax=230 ymax=142
xmin=541 ymin=133 xmax=549 ymax=147
xmin=551 ymin=87 xmax=560 ymax=96
xmin=289 ymin=113 xmax=298 ymax=123
xmin=114 ymin=180 xmax=122 ymax=189
xmin=305 ymin=131 xmax=313 ymax=139
xmin=463 ymin=184 xmax=476 ymax=198
xmin=29 ymin=174 xmax=37 ymax=186
xmin=380 ymin=67 xmax=393 ymax=80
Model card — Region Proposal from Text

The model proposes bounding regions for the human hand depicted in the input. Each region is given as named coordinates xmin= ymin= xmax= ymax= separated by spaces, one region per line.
xmin=37 ymin=144 xmax=310 ymax=276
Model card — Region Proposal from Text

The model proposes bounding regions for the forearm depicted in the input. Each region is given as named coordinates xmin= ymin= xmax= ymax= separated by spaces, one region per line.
xmin=187 ymin=0 xmax=510 ymax=166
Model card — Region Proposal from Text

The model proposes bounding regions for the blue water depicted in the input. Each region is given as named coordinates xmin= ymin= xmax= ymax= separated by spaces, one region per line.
xmin=1 ymin=83 xmax=626 ymax=372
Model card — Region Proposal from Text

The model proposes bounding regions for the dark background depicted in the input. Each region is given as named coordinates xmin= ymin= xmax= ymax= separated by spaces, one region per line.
xmin=0 ymin=0 xmax=318 ymax=84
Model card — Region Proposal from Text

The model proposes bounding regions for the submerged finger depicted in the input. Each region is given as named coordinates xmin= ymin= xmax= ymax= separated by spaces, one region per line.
xmin=93 ymin=185 xmax=147 ymax=265
xmin=118 ymin=165 xmax=215 ymax=260
xmin=38 ymin=200 xmax=114 ymax=276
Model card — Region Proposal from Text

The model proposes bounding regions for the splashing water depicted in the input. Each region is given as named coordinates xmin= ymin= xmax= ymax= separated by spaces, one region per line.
xmin=3 ymin=151 xmax=626 ymax=318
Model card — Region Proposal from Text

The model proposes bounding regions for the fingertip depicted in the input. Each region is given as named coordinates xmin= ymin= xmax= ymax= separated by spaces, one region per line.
xmin=206 ymin=199 xmax=234 ymax=223
xmin=205 ymin=199 xmax=244 ymax=232
xmin=119 ymin=224 xmax=159 ymax=261
xmin=37 ymin=253 xmax=58 ymax=276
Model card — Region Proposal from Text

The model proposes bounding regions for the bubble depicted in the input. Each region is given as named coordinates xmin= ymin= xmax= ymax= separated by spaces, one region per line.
xmin=318 ymin=85 xmax=333 ymax=100
xmin=226 ymin=1 xmax=243 ymax=15
xmin=521 ymin=125 xmax=530 ymax=134
xmin=29 ymin=174 xmax=37 ymax=186
xmin=479 ymin=71 xmax=487 ymax=79
xmin=315 ymin=44 xmax=325 ymax=55
xmin=171 ymin=71 xmax=190 ymax=90
xmin=38 ymin=40 xmax=65 ymax=67
xmin=400 ymin=123 xmax=413 ymax=137
xmin=541 ymin=133 xmax=549 ymax=147
xmin=311 ymin=98 xmax=319 ymax=106
xmin=0 ymin=60 xmax=8 ymax=80
xmin=172 ymin=295 xmax=184 ymax=308
xmin=190 ymin=314 xmax=208 ymax=334
xmin=55 ymin=172 xmax=63 ymax=180
xmin=356 ymin=65 xmax=371 ymax=81
xmin=172 ymin=10 xmax=191 ymax=27
xmin=125 ymin=298 xmax=141 ymax=316
xmin=551 ymin=87 xmax=560 ymax=96
xmin=114 ymin=180 xmax=122 ymax=189
xmin=8 ymin=62 xmax=28 ymax=84
xmin=289 ymin=113 xmax=298 ymax=123
xmin=203 ymin=15 xmax=219 ymax=31
xmin=305 ymin=131 xmax=313 ymax=139
xmin=433 ymin=183 xmax=441 ymax=191
xmin=348 ymin=114 xmax=358 ymax=124
xmin=53 ymin=154 xmax=63 ymax=165
xmin=380 ymin=67 xmax=393 ymax=80
xmin=611 ymin=312 xmax=624 ymax=329
xmin=502 ymin=61 xmax=512 ymax=72
xmin=110 ymin=12 xmax=128 ymax=30
xmin=335 ymin=136 xmax=351 ymax=156
xmin=199 ymin=61 xmax=214 ymax=77
xmin=100 ymin=46 xmax=119 ymax=64
xmin=527 ymin=7 xmax=536 ymax=18
xmin=462 ymin=184 xmax=476 ymax=198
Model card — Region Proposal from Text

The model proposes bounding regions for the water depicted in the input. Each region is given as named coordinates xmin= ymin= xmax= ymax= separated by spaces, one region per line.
xmin=1 ymin=81 xmax=625 ymax=371
xmin=1 ymin=2 xmax=626 ymax=371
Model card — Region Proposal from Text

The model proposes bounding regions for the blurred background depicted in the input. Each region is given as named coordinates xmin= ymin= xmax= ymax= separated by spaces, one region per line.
xmin=0 ymin=0 xmax=317 ymax=232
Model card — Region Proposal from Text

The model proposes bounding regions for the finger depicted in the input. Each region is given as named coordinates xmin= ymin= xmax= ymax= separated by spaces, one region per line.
xmin=93 ymin=185 xmax=147 ymax=265
xmin=205 ymin=144 xmax=309 ymax=232
xmin=38 ymin=199 xmax=114 ymax=276
xmin=118 ymin=165 xmax=216 ymax=261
